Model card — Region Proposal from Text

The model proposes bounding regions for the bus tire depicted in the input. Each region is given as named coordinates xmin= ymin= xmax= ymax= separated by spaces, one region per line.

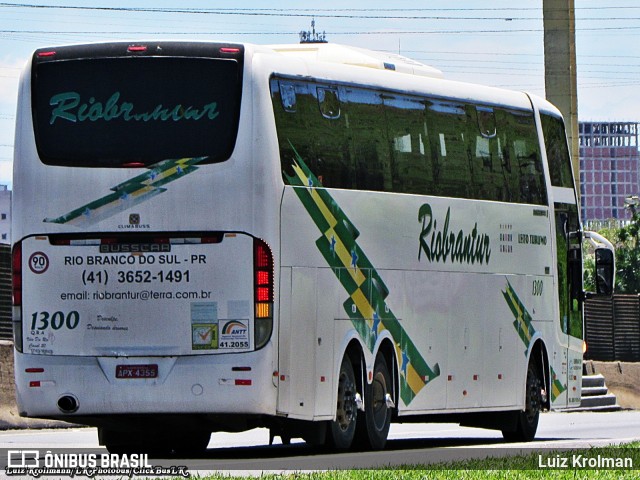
xmin=357 ymin=353 xmax=392 ymax=450
xmin=502 ymin=360 xmax=542 ymax=442
xmin=328 ymin=355 xmax=359 ymax=450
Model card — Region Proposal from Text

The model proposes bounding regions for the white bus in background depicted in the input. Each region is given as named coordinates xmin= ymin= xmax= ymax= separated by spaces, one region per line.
xmin=12 ymin=41 xmax=614 ymax=454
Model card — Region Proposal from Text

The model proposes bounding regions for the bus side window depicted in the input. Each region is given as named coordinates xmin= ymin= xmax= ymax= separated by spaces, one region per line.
xmin=467 ymin=105 xmax=504 ymax=201
xmin=344 ymin=87 xmax=385 ymax=192
xmin=382 ymin=93 xmax=433 ymax=195
xmin=506 ymin=110 xmax=548 ymax=205
xmin=427 ymin=101 xmax=471 ymax=199
xmin=272 ymin=79 xmax=353 ymax=189
xmin=496 ymin=131 xmax=514 ymax=202
xmin=515 ymin=140 xmax=542 ymax=204
xmin=541 ymin=113 xmax=574 ymax=188
xmin=271 ymin=79 xmax=313 ymax=182
xmin=272 ymin=76 xmax=547 ymax=205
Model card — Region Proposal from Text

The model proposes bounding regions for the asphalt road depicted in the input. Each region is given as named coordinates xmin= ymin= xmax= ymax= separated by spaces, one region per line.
xmin=1 ymin=410 xmax=639 ymax=473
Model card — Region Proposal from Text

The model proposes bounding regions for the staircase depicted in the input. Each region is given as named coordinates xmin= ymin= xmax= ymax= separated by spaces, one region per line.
xmin=578 ymin=373 xmax=621 ymax=411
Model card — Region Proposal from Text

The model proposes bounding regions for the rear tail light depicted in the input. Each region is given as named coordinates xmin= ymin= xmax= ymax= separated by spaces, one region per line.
xmin=254 ymin=239 xmax=273 ymax=349
xmin=12 ymin=242 xmax=21 ymax=307
xmin=127 ymin=45 xmax=147 ymax=53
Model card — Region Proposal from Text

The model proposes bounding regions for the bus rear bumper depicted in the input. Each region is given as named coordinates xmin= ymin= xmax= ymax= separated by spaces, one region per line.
xmin=14 ymin=346 xmax=277 ymax=420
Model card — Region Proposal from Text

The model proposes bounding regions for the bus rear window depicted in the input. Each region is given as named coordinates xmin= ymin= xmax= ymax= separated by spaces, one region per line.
xmin=32 ymin=55 xmax=242 ymax=167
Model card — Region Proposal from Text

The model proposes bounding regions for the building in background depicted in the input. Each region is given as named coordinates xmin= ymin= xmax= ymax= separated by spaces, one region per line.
xmin=0 ymin=186 xmax=9 ymax=244
xmin=579 ymin=121 xmax=640 ymax=223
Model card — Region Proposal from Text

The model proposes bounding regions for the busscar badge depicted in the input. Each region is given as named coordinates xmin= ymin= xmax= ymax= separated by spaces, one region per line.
xmin=129 ymin=213 xmax=140 ymax=225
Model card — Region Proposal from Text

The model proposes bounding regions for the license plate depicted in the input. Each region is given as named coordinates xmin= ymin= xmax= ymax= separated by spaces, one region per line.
xmin=115 ymin=364 xmax=158 ymax=379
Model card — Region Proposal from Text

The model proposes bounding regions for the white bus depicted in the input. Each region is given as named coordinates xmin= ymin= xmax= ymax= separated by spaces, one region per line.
xmin=12 ymin=41 xmax=613 ymax=453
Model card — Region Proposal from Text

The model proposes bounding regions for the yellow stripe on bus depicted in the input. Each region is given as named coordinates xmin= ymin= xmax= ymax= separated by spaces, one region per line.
xmin=393 ymin=342 xmax=426 ymax=396
xmin=66 ymin=186 xmax=157 ymax=226
xmin=406 ymin=363 xmax=426 ymax=393
xmin=350 ymin=288 xmax=375 ymax=322
xmin=552 ymin=383 xmax=562 ymax=400
xmin=310 ymin=188 xmax=338 ymax=230
xmin=130 ymin=186 xmax=156 ymax=198
xmin=325 ymin=228 xmax=366 ymax=286
xmin=291 ymin=163 xmax=338 ymax=228
xmin=505 ymin=288 xmax=532 ymax=342
xmin=290 ymin=163 xmax=365 ymax=287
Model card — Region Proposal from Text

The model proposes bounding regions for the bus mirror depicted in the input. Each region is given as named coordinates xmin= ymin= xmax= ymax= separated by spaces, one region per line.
xmin=595 ymin=248 xmax=614 ymax=296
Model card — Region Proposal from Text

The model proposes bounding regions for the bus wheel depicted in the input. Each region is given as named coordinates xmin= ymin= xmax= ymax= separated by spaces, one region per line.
xmin=328 ymin=355 xmax=358 ymax=450
xmin=502 ymin=361 xmax=542 ymax=442
xmin=358 ymin=353 xmax=393 ymax=450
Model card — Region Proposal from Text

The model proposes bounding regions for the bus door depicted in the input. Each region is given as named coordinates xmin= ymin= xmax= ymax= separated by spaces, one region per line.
xmin=541 ymin=111 xmax=584 ymax=408
xmin=554 ymin=202 xmax=583 ymax=407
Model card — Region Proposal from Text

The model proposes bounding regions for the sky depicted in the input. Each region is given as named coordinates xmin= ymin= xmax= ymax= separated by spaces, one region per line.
xmin=0 ymin=0 xmax=639 ymax=189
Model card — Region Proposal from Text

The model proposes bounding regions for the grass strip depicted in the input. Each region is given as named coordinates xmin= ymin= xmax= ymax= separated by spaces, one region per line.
xmin=182 ymin=442 xmax=639 ymax=480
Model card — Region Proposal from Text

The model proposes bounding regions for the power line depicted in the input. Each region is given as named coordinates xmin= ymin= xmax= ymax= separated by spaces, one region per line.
xmin=1 ymin=3 xmax=640 ymax=12
xmin=0 ymin=3 xmax=639 ymax=21
xmin=1 ymin=25 xmax=640 ymax=36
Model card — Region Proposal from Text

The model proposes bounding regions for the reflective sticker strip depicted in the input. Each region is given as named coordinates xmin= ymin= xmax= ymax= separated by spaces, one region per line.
xmin=285 ymin=147 xmax=440 ymax=406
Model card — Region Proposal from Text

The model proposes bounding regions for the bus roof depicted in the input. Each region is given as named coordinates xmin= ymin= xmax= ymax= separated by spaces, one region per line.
xmin=258 ymin=43 xmax=533 ymax=112
xmin=266 ymin=43 xmax=444 ymax=79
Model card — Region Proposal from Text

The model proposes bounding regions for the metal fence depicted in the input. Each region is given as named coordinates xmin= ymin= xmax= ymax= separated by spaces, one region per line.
xmin=584 ymin=294 xmax=640 ymax=362
xmin=0 ymin=244 xmax=11 ymax=340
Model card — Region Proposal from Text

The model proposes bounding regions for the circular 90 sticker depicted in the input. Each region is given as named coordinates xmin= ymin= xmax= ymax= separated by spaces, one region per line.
xmin=29 ymin=252 xmax=49 ymax=274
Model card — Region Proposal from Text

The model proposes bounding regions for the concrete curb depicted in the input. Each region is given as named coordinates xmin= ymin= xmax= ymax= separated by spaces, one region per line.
xmin=0 ymin=410 xmax=79 ymax=430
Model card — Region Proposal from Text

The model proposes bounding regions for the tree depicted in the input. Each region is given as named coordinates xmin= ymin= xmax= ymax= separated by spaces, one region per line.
xmin=584 ymin=213 xmax=640 ymax=294
xmin=614 ymin=211 xmax=640 ymax=293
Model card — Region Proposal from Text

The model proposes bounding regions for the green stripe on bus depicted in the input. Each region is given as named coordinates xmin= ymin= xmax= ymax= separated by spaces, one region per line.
xmin=44 ymin=156 xmax=207 ymax=225
xmin=502 ymin=280 xmax=536 ymax=357
xmin=502 ymin=282 xmax=568 ymax=402
xmin=285 ymin=147 xmax=440 ymax=405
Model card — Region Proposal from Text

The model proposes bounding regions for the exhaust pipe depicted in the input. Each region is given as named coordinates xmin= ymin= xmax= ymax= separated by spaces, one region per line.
xmin=57 ymin=395 xmax=79 ymax=413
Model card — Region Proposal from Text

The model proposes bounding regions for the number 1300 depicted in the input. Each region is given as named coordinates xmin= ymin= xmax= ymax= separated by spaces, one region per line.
xmin=30 ymin=311 xmax=80 ymax=330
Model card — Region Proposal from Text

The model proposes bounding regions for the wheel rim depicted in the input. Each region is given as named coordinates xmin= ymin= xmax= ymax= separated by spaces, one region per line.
xmin=371 ymin=370 xmax=389 ymax=430
xmin=336 ymin=369 xmax=357 ymax=431
xmin=525 ymin=368 xmax=541 ymax=424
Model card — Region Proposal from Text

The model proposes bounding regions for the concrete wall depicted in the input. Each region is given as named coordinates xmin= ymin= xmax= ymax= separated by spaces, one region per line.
xmin=0 ymin=340 xmax=14 ymax=409
xmin=584 ymin=360 xmax=640 ymax=409
xmin=0 ymin=340 xmax=23 ymax=428
xmin=0 ymin=340 xmax=74 ymax=428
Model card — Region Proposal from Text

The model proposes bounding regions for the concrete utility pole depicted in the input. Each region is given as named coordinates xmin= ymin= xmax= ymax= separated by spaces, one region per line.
xmin=543 ymin=0 xmax=579 ymax=186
